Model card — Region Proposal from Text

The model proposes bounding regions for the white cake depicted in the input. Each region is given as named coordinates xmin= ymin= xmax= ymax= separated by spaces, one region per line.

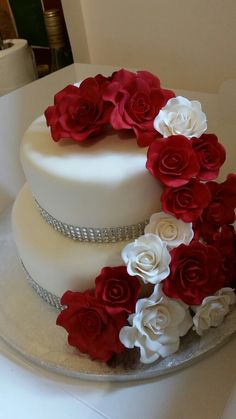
xmin=12 ymin=115 xmax=162 ymax=299
xmin=11 ymin=70 xmax=236 ymax=366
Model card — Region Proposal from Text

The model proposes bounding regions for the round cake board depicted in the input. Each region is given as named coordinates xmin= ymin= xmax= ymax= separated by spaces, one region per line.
xmin=1 ymin=206 xmax=236 ymax=382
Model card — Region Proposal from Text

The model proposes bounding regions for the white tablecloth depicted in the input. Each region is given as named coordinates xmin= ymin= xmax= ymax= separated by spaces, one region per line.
xmin=0 ymin=64 xmax=236 ymax=419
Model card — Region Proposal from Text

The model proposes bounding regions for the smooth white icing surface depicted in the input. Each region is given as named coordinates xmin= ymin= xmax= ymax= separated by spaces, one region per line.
xmin=12 ymin=185 xmax=127 ymax=297
xmin=20 ymin=115 xmax=162 ymax=227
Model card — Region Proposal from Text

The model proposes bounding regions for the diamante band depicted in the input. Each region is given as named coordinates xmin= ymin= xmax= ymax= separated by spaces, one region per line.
xmin=36 ymin=199 xmax=148 ymax=243
xmin=22 ymin=262 xmax=63 ymax=310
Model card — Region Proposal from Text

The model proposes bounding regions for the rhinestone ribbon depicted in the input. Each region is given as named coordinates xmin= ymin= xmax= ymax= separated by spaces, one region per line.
xmin=22 ymin=262 xmax=63 ymax=310
xmin=36 ymin=199 xmax=148 ymax=243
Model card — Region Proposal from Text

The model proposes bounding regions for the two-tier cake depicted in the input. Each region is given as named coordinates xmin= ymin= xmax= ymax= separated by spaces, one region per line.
xmin=12 ymin=69 xmax=236 ymax=364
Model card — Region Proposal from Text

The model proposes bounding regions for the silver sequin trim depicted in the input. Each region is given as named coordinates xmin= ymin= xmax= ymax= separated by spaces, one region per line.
xmin=22 ymin=262 xmax=63 ymax=310
xmin=35 ymin=199 xmax=148 ymax=243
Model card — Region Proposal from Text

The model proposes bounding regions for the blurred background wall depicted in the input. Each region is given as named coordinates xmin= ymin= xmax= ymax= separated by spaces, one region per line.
xmin=62 ymin=0 xmax=236 ymax=93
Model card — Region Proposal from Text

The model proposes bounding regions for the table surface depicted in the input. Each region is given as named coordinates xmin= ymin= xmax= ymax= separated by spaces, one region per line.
xmin=0 ymin=64 xmax=236 ymax=419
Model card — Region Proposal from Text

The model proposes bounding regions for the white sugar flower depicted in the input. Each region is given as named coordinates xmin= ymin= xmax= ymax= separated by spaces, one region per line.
xmin=119 ymin=284 xmax=192 ymax=363
xmin=154 ymin=96 xmax=207 ymax=138
xmin=145 ymin=212 xmax=194 ymax=250
xmin=192 ymin=288 xmax=236 ymax=336
xmin=121 ymin=233 xmax=171 ymax=284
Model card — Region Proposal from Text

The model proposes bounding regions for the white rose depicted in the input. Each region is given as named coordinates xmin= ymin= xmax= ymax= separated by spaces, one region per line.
xmin=192 ymin=287 xmax=236 ymax=336
xmin=154 ymin=96 xmax=207 ymax=138
xmin=119 ymin=284 xmax=192 ymax=363
xmin=121 ymin=233 xmax=171 ymax=284
xmin=145 ymin=211 xmax=194 ymax=249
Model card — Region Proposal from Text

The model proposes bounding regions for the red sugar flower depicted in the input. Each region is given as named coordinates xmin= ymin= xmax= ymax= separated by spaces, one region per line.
xmin=45 ymin=76 xmax=111 ymax=142
xmin=192 ymin=133 xmax=226 ymax=181
xmin=95 ymin=266 xmax=140 ymax=314
xmin=201 ymin=174 xmax=236 ymax=227
xmin=146 ymin=135 xmax=200 ymax=187
xmin=163 ymin=241 xmax=225 ymax=305
xmin=103 ymin=69 xmax=175 ymax=147
xmin=56 ymin=290 xmax=126 ymax=362
xmin=161 ymin=179 xmax=211 ymax=222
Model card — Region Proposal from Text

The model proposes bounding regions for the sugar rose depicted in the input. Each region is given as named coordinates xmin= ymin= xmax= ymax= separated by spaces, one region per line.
xmin=56 ymin=290 xmax=126 ymax=362
xmin=145 ymin=211 xmax=193 ymax=249
xmin=161 ymin=179 xmax=211 ymax=222
xmin=210 ymin=226 xmax=236 ymax=290
xmin=163 ymin=241 xmax=225 ymax=305
xmin=146 ymin=135 xmax=200 ymax=187
xmin=45 ymin=76 xmax=111 ymax=142
xmin=119 ymin=284 xmax=192 ymax=363
xmin=95 ymin=266 xmax=140 ymax=315
xmin=202 ymin=174 xmax=236 ymax=227
xmin=153 ymin=96 xmax=207 ymax=138
xmin=192 ymin=133 xmax=226 ymax=181
xmin=103 ymin=69 xmax=175 ymax=146
xmin=122 ymin=233 xmax=171 ymax=284
xmin=192 ymin=288 xmax=236 ymax=335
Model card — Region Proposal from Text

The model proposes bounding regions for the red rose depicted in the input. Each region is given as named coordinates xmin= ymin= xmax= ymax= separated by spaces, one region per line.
xmin=211 ymin=225 xmax=236 ymax=256
xmin=192 ymin=133 xmax=226 ymax=181
xmin=161 ymin=179 xmax=211 ymax=222
xmin=103 ymin=69 xmax=175 ymax=147
xmin=209 ymin=226 xmax=236 ymax=290
xmin=163 ymin=241 xmax=225 ymax=305
xmin=191 ymin=218 xmax=217 ymax=243
xmin=45 ymin=76 xmax=111 ymax=142
xmin=201 ymin=174 xmax=236 ymax=227
xmin=56 ymin=290 xmax=126 ymax=362
xmin=95 ymin=266 xmax=140 ymax=314
xmin=146 ymin=135 xmax=200 ymax=187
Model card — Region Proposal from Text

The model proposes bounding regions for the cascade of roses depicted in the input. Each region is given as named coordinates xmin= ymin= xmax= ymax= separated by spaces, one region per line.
xmin=146 ymin=133 xmax=227 ymax=223
xmin=53 ymin=70 xmax=236 ymax=365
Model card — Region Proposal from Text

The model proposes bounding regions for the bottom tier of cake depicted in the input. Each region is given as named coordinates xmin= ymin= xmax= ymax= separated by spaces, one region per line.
xmin=12 ymin=184 xmax=128 ymax=299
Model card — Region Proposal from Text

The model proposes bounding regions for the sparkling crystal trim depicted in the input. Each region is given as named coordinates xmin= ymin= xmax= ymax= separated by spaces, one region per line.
xmin=22 ymin=262 xmax=63 ymax=310
xmin=35 ymin=199 xmax=148 ymax=243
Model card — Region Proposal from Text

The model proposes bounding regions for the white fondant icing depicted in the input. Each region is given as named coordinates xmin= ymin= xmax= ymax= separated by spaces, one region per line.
xmin=21 ymin=116 xmax=162 ymax=228
xmin=12 ymin=185 xmax=127 ymax=297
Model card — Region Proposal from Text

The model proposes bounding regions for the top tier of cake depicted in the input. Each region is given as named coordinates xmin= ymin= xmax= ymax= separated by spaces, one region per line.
xmin=21 ymin=116 xmax=162 ymax=228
